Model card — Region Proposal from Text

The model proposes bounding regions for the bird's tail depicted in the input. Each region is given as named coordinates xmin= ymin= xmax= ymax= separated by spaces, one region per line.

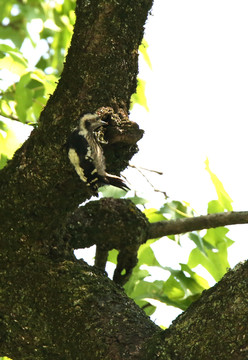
xmin=105 ymin=173 xmax=130 ymax=191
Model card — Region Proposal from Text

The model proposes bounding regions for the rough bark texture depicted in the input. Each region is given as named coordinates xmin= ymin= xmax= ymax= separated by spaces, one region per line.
xmin=1 ymin=0 xmax=248 ymax=359
xmin=142 ymin=261 xmax=248 ymax=360
xmin=0 ymin=0 xmax=149 ymax=251
xmin=1 ymin=255 xmax=159 ymax=359
xmin=0 ymin=1 xmax=158 ymax=359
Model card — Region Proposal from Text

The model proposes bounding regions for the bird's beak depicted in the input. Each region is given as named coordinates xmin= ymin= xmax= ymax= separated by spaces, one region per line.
xmin=92 ymin=119 xmax=108 ymax=130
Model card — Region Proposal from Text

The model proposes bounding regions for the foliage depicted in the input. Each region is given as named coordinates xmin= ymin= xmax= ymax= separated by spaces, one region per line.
xmin=139 ymin=39 xmax=152 ymax=69
xmin=106 ymin=164 xmax=234 ymax=322
xmin=0 ymin=119 xmax=22 ymax=169
xmin=130 ymin=78 xmax=149 ymax=112
xmin=0 ymin=0 xmax=150 ymax=164
xmin=0 ymin=0 xmax=75 ymax=165
xmin=205 ymin=158 xmax=233 ymax=212
xmin=130 ymin=39 xmax=151 ymax=111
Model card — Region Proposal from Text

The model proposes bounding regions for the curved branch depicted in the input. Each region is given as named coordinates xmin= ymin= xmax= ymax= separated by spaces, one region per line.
xmin=0 ymin=0 xmax=148 ymax=247
xmin=142 ymin=261 xmax=248 ymax=359
xmin=148 ymin=211 xmax=248 ymax=239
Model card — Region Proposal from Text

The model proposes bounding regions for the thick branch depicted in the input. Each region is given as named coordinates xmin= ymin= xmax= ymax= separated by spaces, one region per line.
xmin=0 ymin=0 xmax=150 ymax=248
xmin=142 ymin=261 xmax=248 ymax=359
xmin=66 ymin=207 xmax=248 ymax=250
xmin=1 ymin=256 xmax=160 ymax=359
xmin=148 ymin=211 xmax=248 ymax=239
xmin=0 ymin=1 xmax=156 ymax=359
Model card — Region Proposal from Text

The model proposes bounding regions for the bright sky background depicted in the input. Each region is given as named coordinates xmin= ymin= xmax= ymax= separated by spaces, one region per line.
xmin=3 ymin=0 xmax=248 ymax=327
xmin=129 ymin=0 xmax=248 ymax=256
xmin=133 ymin=0 xmax=248 ymax=209
xmin=126 ymin=0 xmax=248 ymax=325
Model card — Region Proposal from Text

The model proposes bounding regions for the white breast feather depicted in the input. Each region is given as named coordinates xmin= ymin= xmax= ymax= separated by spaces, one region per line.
xmin=68 ymin=148 xmax=87 ymax=183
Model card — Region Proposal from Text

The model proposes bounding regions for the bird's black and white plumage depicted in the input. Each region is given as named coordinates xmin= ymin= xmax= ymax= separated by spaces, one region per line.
xmin=67 ymin=113 xmax=129 ymax=192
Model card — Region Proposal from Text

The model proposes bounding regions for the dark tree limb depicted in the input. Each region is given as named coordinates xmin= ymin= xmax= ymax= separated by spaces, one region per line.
xmin=0 ymin=1 xmax=157 ymax=359
xmin=66 ymin=203 xmax=248 ymax=252
xmin=65 ymin=198 xmax=148 ymax=285
xmin=0 ymin=0 xmax=148 ymax=251
xmin=148 ymin=211 xmax=248 ymax=239
xmin=142 ymin=261 xmax=248 ymax=360
xmin=65 ymin=200 xmax=248 ymax=286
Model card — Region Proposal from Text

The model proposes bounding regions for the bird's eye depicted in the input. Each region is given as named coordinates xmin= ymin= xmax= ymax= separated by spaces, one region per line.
xmin=84 ymin=120 xmax=90 ymax=128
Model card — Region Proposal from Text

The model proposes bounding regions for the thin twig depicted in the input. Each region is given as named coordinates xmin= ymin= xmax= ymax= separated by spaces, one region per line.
xmin=129 ymin=164 xmax=167 ymax=197
xmin=129 ymin=164 xmax=163 ymax=175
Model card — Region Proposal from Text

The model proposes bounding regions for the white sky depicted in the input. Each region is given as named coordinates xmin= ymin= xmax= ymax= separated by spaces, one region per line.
xmin=132 ymin=0 xmax=248 ymax=209
xmin=129 ymin=0 xmax=248 ymax=255
xmin=126 ymin=0 xmax=248 ymax=325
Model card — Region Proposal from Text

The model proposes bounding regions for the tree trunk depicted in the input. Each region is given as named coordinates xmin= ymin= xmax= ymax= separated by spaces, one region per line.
xmin=0 ymin=1 xmax=248 ymax=359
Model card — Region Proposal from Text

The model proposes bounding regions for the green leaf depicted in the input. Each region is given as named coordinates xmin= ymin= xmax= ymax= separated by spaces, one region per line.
xmin=13 ymin=71 xmax=52 ymax=123
xmin=124 ymin=268 xmax=150 ymax=298
xmin=179 ymin=264 xmax=209 ymax=292
xmin=0 ymin=153 xmax=8 ymax=170
xmin=124 ymin=238 xmax=209 ymax=311
xmin=32 ymin=96 xmax=46 ymax=120
xmin=127 ymin=195 xmax=148 ymax=206
xmin=0 ymin=44 xmax=28 ymax=76
xmin=139 ymin=39 xmax=152 ymax=69
xmin=162 ymin=265 xmax=207 ymax=296
xmin=205 ymin=158 xmax=233 ymax=211
xmin=0 ymin=121 xmax=7 ymax=132
xmin=204 ymin=227 xmax=234 ymax=249
xmin=0 ymin=100 xmax=13 ymax=118
xmin=130 ymin=278 xmax=190 ymax=310
xmin=207 ymin=200 xmax=224 ymax=214
xmin=143 ymin=208 xmax=167 ymax=223
xmin=137 ymin=242 xmax=161 ymax=267
xmin=99 ymin=186 xmax=128 ymax=198
xmin=139 ymin=302 xmax=156 ymax=317
xmin=0 ymin=123 xmax=21 ymax=159
xmin=188 ymin=230 xmax=232 ymax=282
xmin=42 ymin=74 xmax=57 ymax=97
xmin=188 ymin=227 xmax=234 ymax=282
xmin=130 ymin=78 xmax=149 ymax=112
xmin=30 ymin=70 xmax=57 ymax=97
xmin=107 ymin=249 xmax=118 ymax=265
xmin=15 ymin=86 xmax=33 ymax=123
xmin=0 ymin=26 xmax=24 ymax=48
xmin=188 ymin=247 xmax=226 ymax=282
xmin=160 ymin=200 xmax=194 ymax=219
xmin=189 ymin=232 xmax=207 ymax=256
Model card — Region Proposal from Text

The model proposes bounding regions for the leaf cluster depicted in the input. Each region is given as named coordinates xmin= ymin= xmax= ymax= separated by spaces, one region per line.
xmin=0 ymin=0 xmax=75 ymax=164
xmin=106 ymin=162 xmax=234 ymax=325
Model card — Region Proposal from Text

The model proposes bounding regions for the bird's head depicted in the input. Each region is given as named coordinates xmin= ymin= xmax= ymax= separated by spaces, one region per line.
xmin=79 ymin=113 xmax=107 ymax=134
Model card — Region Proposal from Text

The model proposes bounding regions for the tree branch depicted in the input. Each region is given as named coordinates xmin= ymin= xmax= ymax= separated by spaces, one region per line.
xmin=0 ymin=1 xmax=157 ymax=358
xmin=65 ymin=201 xmax=248 ymax=286
xmin=148 ymin=211 xmax=248 ymax=239
xmin=66 ymin=205 xmax=248 ymax=251
xmin=142 ymin=261 xmax=248 ymax=359
xmin=0 ymin=0 xmax=148 ymax=249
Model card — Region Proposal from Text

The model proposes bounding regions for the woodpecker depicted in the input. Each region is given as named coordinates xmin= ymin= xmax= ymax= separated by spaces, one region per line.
xmin=67 ymin=113 xmax=129 ymax=192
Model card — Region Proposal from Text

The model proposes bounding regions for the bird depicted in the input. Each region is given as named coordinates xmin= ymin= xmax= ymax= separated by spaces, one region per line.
xmin=67 ymin=113 xmax=129 ymax=192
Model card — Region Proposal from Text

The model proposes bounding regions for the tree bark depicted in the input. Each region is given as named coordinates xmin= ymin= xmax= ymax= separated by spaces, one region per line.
xmin=0 ymin=1 xmax=159 ymax=359
xmin=142 ymin=261 xmax=248 ymax=360
xmin=1 ymin=0 xmax=248 ymax=359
